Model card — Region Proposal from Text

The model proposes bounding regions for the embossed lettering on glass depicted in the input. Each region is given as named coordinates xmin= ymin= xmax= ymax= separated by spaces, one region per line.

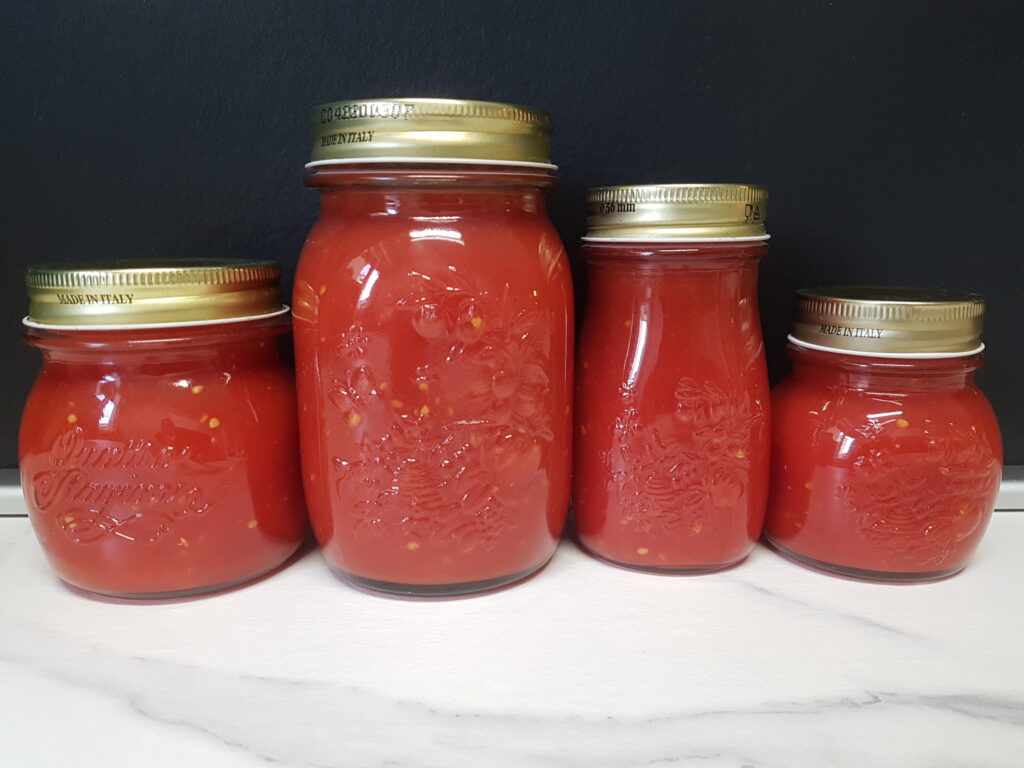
xmin=764 ymin=287 xmax=1002 ymax=581
xmin=294 ymin=98 xmax=573 ymax=595
xmin=19 ymin=260 xmax=308 ymax=598
xmin=574 ymin=184 xmax=770 ymax=572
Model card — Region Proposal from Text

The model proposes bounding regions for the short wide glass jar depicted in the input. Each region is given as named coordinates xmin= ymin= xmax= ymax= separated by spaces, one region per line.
xmin=765 ymin=287 xmax=1002 ymax=581
xmin=574 ymin=184 xmax=771 ymax=572
xmin=19 ymin=260 xmax=308 ymax=598
xmin=294 ymin=98 xmax=574 ymax=595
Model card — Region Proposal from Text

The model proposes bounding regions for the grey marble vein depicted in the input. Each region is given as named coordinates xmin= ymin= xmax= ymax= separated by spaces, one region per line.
xmin=729 ymin=578 xmax=929 ymax=639
xmin=4 ymin=631 xmax=1023 ymax=768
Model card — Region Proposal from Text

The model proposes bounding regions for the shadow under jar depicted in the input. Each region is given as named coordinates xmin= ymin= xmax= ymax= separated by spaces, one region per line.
xmin=294 ymin=99 xmax=574 ymax=596
xmin=764 ymin=287 xmax=1002 ymax=581
xmin=19 ymin=260 xmax=308 ymax=599
xmin=574 ymin=184 xmax=771 ymax=572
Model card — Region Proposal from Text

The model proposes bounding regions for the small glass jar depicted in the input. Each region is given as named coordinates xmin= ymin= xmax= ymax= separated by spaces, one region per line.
xmin=19 ymin=260 xmax=308 ymax=598
xmin=574 ymin=184 xmax=771 ymax=572
xmin=764 ymin=287 xmax=1002 ymax=581
xmin=294 ymin=99 xmax=573 ymax=595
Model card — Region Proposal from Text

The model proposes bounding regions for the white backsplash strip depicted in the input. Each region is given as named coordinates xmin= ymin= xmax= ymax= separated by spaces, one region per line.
xmin=996 ymin=465 xmax=1024 ymax=510
xmin=0 ymin=483 xmax=25 ymax=515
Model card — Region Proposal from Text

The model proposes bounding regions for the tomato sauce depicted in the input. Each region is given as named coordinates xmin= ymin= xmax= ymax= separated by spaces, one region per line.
xmin=765 ymin=344 xmax=1002 ymax=579
xmin=574 ymin=241 xmax=770 ymax=571
xmin=20 ymin=316 xmax=308 ymax=598
xmin=294 ymin=164 xmax=573 ymax=594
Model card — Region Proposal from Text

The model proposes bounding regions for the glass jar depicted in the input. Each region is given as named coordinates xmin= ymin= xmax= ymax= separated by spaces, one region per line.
xmin=19 ymin=260 xmax=308 ymax=598
xmin=764 ymin=287 xmax=1002 ymax=581
xmin=574 ymin=184 xmax=771 ymax=572
xmin=294 ymin=98 xmax=573 ymax=595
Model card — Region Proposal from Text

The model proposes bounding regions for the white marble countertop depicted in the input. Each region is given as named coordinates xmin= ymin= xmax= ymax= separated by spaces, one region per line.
xmin=1 ymin=485 xmax=1023 ymax=768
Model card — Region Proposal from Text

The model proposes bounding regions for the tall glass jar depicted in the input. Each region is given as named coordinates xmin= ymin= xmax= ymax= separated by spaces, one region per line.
xmin=19 ymin=260 xmax=308 ymax=598
xmin=574 ymin=185 xmax=770 ymax=572
xmin=294 ymin=99 xmax=573 ymax=595
xmin=765 ymin=287 xmax=1002 ymax=581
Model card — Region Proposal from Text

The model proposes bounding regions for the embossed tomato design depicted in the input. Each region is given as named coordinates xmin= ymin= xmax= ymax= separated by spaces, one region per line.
xmin=841 ymin=422 xmax=1001 ymax=567
xmin=327 ymin=270 xmax=554 ymax=555
xmin=412 ymin=302 xmax=446 ymax=339
xmin=603 ymin=377 xmax=764 ymax=537
xmin=704 ymin=464 xmax=746 ymax=509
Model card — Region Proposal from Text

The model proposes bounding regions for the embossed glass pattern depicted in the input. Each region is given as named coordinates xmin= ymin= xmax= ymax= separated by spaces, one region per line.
xmin=19 ymin=317 xmax=308 ymax=598
xmin=764 ymin=344 xmax=1002 ymax=581
xmin=294 ymin=165 xmax=573 ymax=595
xmin=574 ymin=241 xmax=771 ymax=571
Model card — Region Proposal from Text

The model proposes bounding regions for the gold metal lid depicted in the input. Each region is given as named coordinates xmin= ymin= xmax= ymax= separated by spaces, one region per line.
xmin=25 ymin=259 xmax=286 ymax=329
xmin=790 ymin=286 xmax=985 ymax=358
xmin=309 ymin=98 xmax=554 ymax=168
xmin=584 ymin=184 xmax=768 ymax=240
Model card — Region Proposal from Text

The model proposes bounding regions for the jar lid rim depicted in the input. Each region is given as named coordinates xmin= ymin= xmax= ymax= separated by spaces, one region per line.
xmin=23 ymin=306 xmax=290 ymax=331
xmin=582 ymin=235 xmax=771 ymax=243
xmin=788 ymin=335 xmax=985 ymax=359
xmin=306 ymin=157 xmax=558 ymax=170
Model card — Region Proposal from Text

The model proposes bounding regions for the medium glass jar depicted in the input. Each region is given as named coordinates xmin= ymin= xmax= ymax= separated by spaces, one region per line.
xmin=294 ymin=98 xmax=573 ymax=595
xmin=19 ymin=260 xmax=308 ymax=598
xmin=574 ymin=184 xmax=771 ymax=572
xmin=764 ymin=287 xmax=1002 ymax=581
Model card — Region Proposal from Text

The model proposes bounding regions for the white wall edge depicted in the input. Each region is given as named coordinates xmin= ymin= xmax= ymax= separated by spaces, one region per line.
xmin=1 ymin=467 xmax=1022 ymax=516
xmin=0 ymin=482 xmax=24 ymax=515
xmin=996 ymin=465 xmax=1024 ymax=511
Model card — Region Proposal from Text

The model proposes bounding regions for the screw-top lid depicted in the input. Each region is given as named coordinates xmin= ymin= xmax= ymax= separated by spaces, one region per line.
xmin=790 ymin=286 xmax=985 ymax=358
xmin=25 ymin=259 xmax=287 ymax=329
xmin=584 ymin=184 xmax=768 ymax=240
xmin=308 ymin=98 xmax=554 ymax=168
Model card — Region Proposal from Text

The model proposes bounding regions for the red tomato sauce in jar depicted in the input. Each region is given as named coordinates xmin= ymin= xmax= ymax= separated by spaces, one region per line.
xmin=764 ymin=287 xmax=1002 ymax=581
xmin=294 ymin=99 xmax=573 ymax=595
xmin=574 ymin=185 xmax=771 ymax=572
xmin=19 ymin=261 xmax=308 ymax=598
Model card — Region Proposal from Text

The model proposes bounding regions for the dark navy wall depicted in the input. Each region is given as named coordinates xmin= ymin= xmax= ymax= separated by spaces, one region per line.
xmin=2 ymin=0 xmax=1022 ymax=466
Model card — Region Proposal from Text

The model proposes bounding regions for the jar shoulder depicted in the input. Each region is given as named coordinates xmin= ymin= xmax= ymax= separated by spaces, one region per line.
xmin=771 ymin=377 xmax=1003 ymax=462
xmin=295 ymin=217 xmax=571 ymax=328
xmin=299 ymin=213 xmax=566 ymax=270
xmin=21 ymin=359 xmax=296 ymax=453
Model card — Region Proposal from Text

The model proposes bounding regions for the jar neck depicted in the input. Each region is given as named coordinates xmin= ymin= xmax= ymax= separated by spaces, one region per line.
xmin=307 ymin=164 xmax=555 ymax=218
xmin=582 ymin=240 xmax=767 ymax=270
xmin=786 ymin=343 xmax=983 ymax=392
xmin=581 ymin=241 xmax=765 ymax=352
xmin=581 ymin=242 xmax=765 ymax=311
xmin=25 ymin=318 xmax=289 ymax=367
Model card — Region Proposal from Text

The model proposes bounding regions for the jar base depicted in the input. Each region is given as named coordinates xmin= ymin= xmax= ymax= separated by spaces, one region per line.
xmin=331 ymin=559 xmax=550 ymax=598
xmin=576 ymin=540 xmax=747 ymax=575
xmin=763 ymin=536 xmax=966 ymax=583
xmin=58 ymin=543 xmax=305 ymax=601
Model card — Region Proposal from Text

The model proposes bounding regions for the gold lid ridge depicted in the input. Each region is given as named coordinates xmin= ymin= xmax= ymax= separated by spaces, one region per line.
xmin=26 ymin=262 xmax=279 ymax=290
xmin=798 ymin=297 xmax=984 ymax=324
xmin=587 ymin=184 xmax=768 ymax=205
xmin=317 ymin=99 xmax=550 ymax=126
